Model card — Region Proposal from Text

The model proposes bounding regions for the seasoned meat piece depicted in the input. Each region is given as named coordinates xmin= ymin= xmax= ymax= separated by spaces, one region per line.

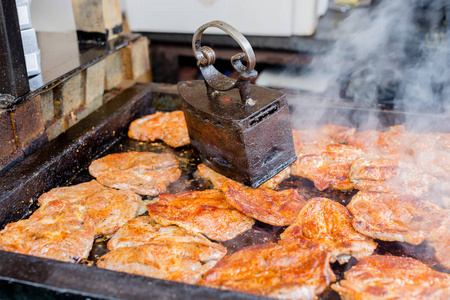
xmin=80 ymin=189 xmax=141 ymax=236
xmin=332 ymin=255 xmax=450 ymax=300
xmin=197 ymin=163 xmax=243 ymax=189
xmin=0 ymin=200 xmax=94 ymax=263
xmin=38 ymin=180 xmax=141 ymax=236
xmin=280 ymin=198 xmax=376 ymax=264
xmin=197 ymin=163 xmax=289 ymax=190
xmin=292 ymin=124 xmax=355 ymax=148
xmin=347 ymin=125 xmax=414 ymax=159
xmin=38 ymin=180 xmax=107 ymax=207
xmin=318 ymin=124 xmax=357 ymax=144
xmin=128 ymin=111 xmax=190 ymax=148
xmin=200 ymin=239 xmax=336 ymax=300
xmin=350 ymin=157 xmax=437 ymax=198
xmin=147 ymin=189 xmax=254 ymax=241
xmin=411 ymin=132 xmax=450 ymax=179
xmin=290 ymin=144 xmax=363 ymax=191
xmin=98 ymin=241 xmax=224 ymax=284
xmin=429 ymin=236 xmax=450 ymax=269
xmin=222 ymin=181 xmax=307 ymax=226
xmin=350 ymin=156 xmax=400 ymax=181
xmin=347 ymin=192 xmax=448 ymax=245
xmin=107 ymin=216 xmax=227 ymax=260
xmin=89 ymin=151 xmax=181 ymax=195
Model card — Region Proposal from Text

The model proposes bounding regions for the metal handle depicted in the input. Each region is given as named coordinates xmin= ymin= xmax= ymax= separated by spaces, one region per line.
xmin=192 ymin=20 xmax=258 ymax=105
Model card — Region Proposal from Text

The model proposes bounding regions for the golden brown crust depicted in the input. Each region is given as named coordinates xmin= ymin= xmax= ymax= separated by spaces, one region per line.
xmin=107 ymin=216 xmax=227 ymax=260
xmin=128 ymin=111 xmax=190 ymax=148
xmin=147 ymin=189 xmax=254 ymax=241
xmin=98 ymin=241 xmax=225 ymax=284
xmin=347 ymin=192 xmax=448 ymax=245
xmin=80 ymin=189 xmax=141 ymax=236
xmin=197 ymin=163 xmax=289 ymax=190
xmin=347 ymin=125 xmax=413 ymax=159
xmin=331 ymin=255 xmax=450 ymax=300
xmin=290 ymin=143 xmax=363 ymax=191
xmin=89 ymin=151 xmax=181 ymax=195
xmin=0 ymin=200 xmax=94 ymax=263
xmin=222 ymin=181 xmax=307 ymax=226
xmin=38 ymin=180 xmax=107 ymax=207
xmin=38 ymin=180 xmax=141 ymax=236
xmin=280 ymin=197 xmax=376 ymax=264
xmin=200 ymin=239 xmax=335 ymax=300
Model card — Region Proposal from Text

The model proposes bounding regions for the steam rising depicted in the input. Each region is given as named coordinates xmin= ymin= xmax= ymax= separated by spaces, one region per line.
xmin=289 ymin=0 xmax=448 ymax=130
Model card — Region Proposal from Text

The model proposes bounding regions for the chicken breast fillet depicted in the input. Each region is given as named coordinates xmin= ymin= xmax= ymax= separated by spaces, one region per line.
xmin=89 ymin=151 xmax=181 ymax=195
xmin=97 ymin=241 xmax=225 ymax=284
xmin=350 ymin=157 xmax=437 ymax=198
xmin=107 ymin=216 xmax=227 ymax=261
xmin=222 ymin=181 xmax=307 ymax=226
xmin=38 ymin=180 xmax=141 ymax=236
xmin=347 ymin=191 xmax=448 ymax=245
xmin=38 ymin=180 xmax=107 ymax=207
xmin=410 ymin=132 xmax=450 ymax=180
xmin=290 ymin=144 xmax=363 ymax=191
xmin=200 ymin=239 xmax=336 ymax=300
xmin=128 ymin=111 xmax=190 ymax=148
xmin=280 ymin=198 xmax=376 ymax=264
xmin=0 ymin=200 xmax=94 ymax=263
xmin=197 ymin=163 xmax=290 ymax=190
xmin=147 ymin=189 xmax=254 ymax=241
xmin=332 ymin=255 xmax=450 ymax=300
xmin=346 ymin=125 xmax=414 ymax=159
xmin=429 ymin=237 xmax=450 ymax=269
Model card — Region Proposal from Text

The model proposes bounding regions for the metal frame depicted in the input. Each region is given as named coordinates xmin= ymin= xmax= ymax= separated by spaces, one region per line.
xmin=0 ymin=0 xmax=30 ymax=103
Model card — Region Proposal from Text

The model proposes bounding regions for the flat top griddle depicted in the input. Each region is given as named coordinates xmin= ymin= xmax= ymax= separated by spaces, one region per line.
xmin=0 ymin=83 xmax=448 ymax=300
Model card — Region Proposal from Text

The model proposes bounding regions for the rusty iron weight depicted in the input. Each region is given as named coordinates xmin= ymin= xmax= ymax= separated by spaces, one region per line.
xmin=178 ymin=20 xmax=297 ymax=187
xmin=192 ymin=20 xmax=258 ymax=105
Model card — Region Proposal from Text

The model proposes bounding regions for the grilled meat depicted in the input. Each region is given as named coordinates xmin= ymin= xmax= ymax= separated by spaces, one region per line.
xmin=292 ymin=124 xmax=356 ymax=148
xmin=199 ymin=239 xmax=335 ymax=300
xmin=128 ymin=111 xmax=190 ymax=148
xmin=0 ymin=200 xmax=94 ymax=263
xmin=429 ymin=237 xmax=450 ymax=269
xmin=410 ymin=132 xmax=450 ymax=180
xmin=97 ymin=241 xmax=225 ymax=284
xmin=197 ymin=163 xmax=243 ymax=189
xmin=347 ymin=191 xmax=448 ymax=245
xmin=107 ymin=216 xmax=227 ymax=260
xmin=147 ymin=189 xmax=254 ymax=241
xmin=38 ymin=180 xmax=141 ymax=236
xmin=347 ymin=125 xmax=413 ymax=159
xmin=332 ymin=255 xmax=450 ymax=300
xmin=89 ymin=151 xmax=181 ymax=195
xmin=222 ymin=181 xmax=306 ymax=226
xmin=280 ymin=198 xmax=376 ymax=264
xmin=350 ymin=157 xmax=437 ymax=198
xmin=38 ymin=180 xmax=106 ymax=206
xmin=290 ymin=144 xmax=363 ymax=191
xmin=197 ymin=163 xmax=289 ymax=189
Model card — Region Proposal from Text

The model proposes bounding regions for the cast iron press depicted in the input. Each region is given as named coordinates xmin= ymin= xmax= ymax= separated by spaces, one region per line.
xmin=178 ymin=20 xmax=297 ymax=187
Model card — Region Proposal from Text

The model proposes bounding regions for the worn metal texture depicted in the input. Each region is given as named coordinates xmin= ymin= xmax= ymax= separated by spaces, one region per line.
xmin=179 ymin=80 xmax=296 ymax=187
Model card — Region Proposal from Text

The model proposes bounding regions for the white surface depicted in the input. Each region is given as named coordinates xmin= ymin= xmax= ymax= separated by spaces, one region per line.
xmin=30 ymin=0 xmax=76 ymax=32
xmin=317 ymin=0 xmax=329 ymax=17
xmin=292 ymin=0 xmax=318 ymax=36
xmin=124 ymin=0 xmax=296 ymax=36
